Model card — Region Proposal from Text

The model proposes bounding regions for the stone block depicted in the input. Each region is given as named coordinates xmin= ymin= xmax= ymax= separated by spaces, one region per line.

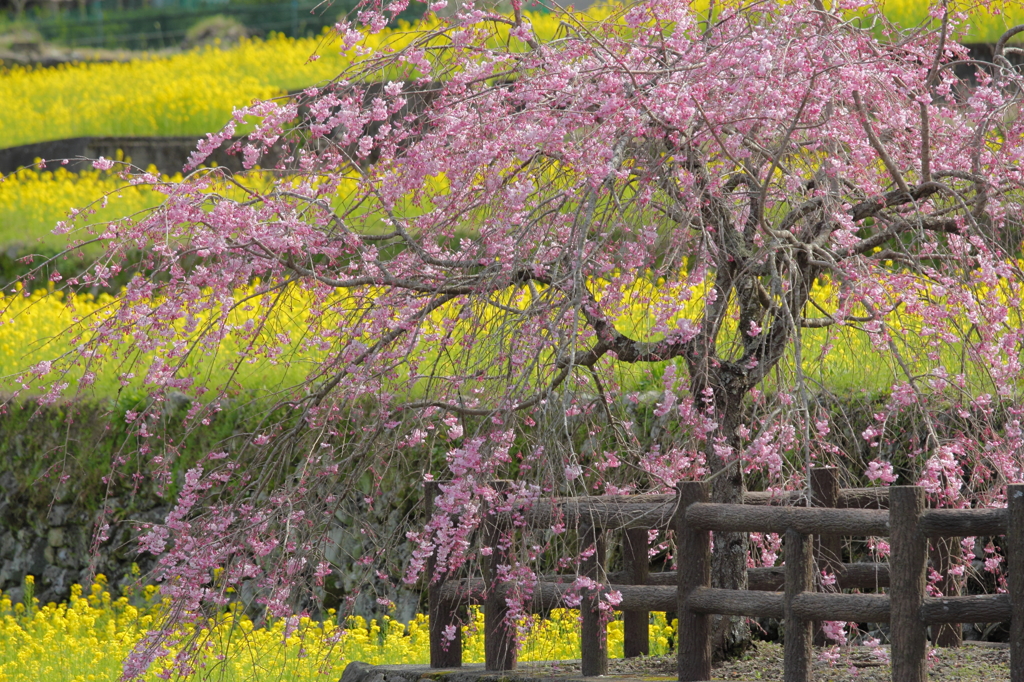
xmin=46 ymin=505 xmax=70 ymax=527
xmin=47 ymin=527 xmax=65 ymax=548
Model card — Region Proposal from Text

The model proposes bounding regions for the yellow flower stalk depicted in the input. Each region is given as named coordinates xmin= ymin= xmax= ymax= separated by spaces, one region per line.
xmin=0 ymin=579 xmax=675 ymax=682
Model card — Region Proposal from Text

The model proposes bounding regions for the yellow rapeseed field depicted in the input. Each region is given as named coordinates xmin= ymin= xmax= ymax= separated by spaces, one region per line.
xmin=0 ymin=2 xmax=1020 ymax=149
xmin=0 ymin=11 xmax=576 ymax=150
xmin=0 ymin=284 xmax=320 ymax=396
xmin=0 ymin=274 xmax=917 ymax=400
xmin=0 ymin=31 xmax=375 ymax=148
xmin=880 ymin=0 xmax=1024 ymax=42
xmin=0 ymin=166 xmax=180 ymax=250
xmin=0 ymin=575 xmax=676 ymax=682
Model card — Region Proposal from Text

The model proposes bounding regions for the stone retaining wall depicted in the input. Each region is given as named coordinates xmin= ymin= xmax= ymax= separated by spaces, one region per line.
xmin=0 ymin=136 xmax=274 ymax=175
xmin=0 ymin=469 xmax=168 ymax=605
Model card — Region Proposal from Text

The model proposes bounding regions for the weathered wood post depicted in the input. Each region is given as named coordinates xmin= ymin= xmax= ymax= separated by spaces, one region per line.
xmin=810 ymin=467 xmax=842 ymax=570
xmin=783 ymin=528 xmax=814 ymax=682
xmin=581 ymin=523 xmax=608 ymax=676
xmin=929 ymin=535 xmax=963 ymax=647
xmin=889 ymin=486 xmax=928 ymax=682
xmin=677 ymin=481 xmax=710 ymax=682
xmin=425 ymin=480 xmax=463 ymax=668
xmin=484 ymin=480 xmax=516 ymax=671
xmin=622 ymin=527 xmax=650 ymax=658
xmin=1008 ymin=483 xmax=1024 ymax=682
xmin=810 ymin=467 xmax=841 ymax=646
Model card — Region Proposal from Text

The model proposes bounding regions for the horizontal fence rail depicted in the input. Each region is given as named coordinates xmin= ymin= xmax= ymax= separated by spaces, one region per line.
xmin=514 ymin=487 xmax=895 ymax=530
xmin=919 ymin=508 xmax=1008 ymax=536
xmin=422 ymin=472 xmax=1024 ymax=682
xmin=685 ymin=503 xmax=891 ymax=536
xmin=438 ymin=560 xmax=892 ymax=603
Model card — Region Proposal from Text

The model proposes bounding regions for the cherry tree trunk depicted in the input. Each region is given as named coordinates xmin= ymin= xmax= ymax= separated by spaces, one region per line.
xmin=706 ymin=393 xmax=751 ymax=659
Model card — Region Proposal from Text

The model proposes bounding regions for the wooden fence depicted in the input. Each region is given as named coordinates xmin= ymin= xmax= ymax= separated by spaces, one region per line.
xmin=422 ymin=471 xmax=1024 ymax=682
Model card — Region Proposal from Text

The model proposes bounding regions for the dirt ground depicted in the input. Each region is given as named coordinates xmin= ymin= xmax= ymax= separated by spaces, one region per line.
xmin=598 ymin=642 xmax=1011 ymax=681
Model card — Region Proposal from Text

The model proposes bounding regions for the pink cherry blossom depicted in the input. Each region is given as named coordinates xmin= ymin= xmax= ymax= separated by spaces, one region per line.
xmin=9 ymin=0 xmax=1024 ymax=672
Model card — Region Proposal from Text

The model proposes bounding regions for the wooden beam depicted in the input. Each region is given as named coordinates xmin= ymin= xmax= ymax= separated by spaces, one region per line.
xmin=890 ymin=487 xmax=928 ymax=682
xmin=1007 ymin=484 xmax=1024 ymax=682
xmin=677 ymin=482 xmax=711 ymax=682
xmin=919 ymin=508 xmax=1007 ymax=537
xmin=784 ymin=529 xmax=813 ymax=682
xmin=686 ymin=503 xmax=889 ymax=536
xmin=580 ymin=524 xmax=607 ymax=677
xmin=791 ymin=593 xmax=891 ymax=622
xmin=686 ymin=587 xmax=785 ymax=619
xmin=920 ymin=595 xmax=1011 ymax=624
xmin=622 ymin=527 xmax=650 ymax=658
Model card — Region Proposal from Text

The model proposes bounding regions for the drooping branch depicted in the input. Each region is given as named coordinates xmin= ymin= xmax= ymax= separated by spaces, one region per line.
xmin=852 ymin=90 xmax=911 ymax=196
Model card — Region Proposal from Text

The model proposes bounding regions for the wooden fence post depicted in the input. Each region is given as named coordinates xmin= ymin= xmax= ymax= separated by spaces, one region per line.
xmin=484 ymin=480 xmax=516 ymax=671
xmin=810 ymin=467 xmax=841 ymax=646
xmin=426 ymin=480 xmax=463 ymax=668
xmin=810 ymin=467 xmax=842 ymax=570
xmin=622 ymin=527 xmax=650 ymax=658
xmin=1008 ymin=483 xmax=1024 ymax=682
xmin=581 ymin=523 xmax=608 ymax=676
xmin=677 ymin=481 xmax=711 ymax=682
xmin=783 ymin=528 xmax=814 ymax=682
xmin=929 ymin=536 xmax=963 ymax=647
xmin=889 ymin=486 xmax=928 ymax=682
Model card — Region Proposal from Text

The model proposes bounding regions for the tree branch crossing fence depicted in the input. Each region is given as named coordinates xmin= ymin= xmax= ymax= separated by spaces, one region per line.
xmin=422 ymin=470 xmax=1024 ymax=682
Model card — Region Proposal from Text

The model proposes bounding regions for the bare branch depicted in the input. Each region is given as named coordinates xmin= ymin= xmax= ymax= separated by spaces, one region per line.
xmin=919 ymin=101 xmax=931 ymax=184
xmin=852 ymin=90 xmax=911 ymax=196
xmin=995 ymin=24 xmax=1024 ymax=64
